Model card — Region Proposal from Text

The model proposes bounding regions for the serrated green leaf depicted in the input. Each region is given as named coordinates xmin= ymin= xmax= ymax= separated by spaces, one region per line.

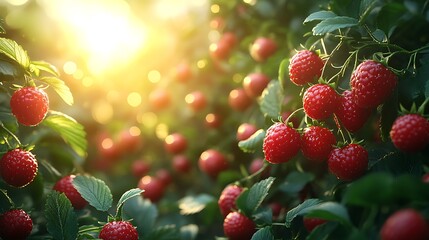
xmin=236 ymin=177 xmax=275 ymax=216
xmin=251 ymin=226 xmax=274 ymax=240
xmin=285 ymin=198 xmax=322 ymax=227
xmin=278 ymin=171 xmax=315 ymax=194
xmin=0 ymin=38 xmax=30 ymax=69
xmin=43 ymin=111 xmax=87 ymax=158
xmin=179 ymin=194 xmax=216 ymax=215
xmin=146 ymin=225 xmax=180 ymax=240
xmin=305 ymin=202 xmax=351 ymax=226
xmin=259 ymin=81 xmax=282 ymax=120
xmin=116 ymin=188 xmax=144 ymax=217
xmin=72 ymin=175 xmax=113 ymax=212
xmin=30 ymin=60 xmax=60 ymax=77
xmin=123 ymin=197 xmax=158 ymax=237
xmin=312 ymin=17 xmax=359 ymax=35
xmin=238 ymin=129 xmax=265 ymax=153
xmin=40 ymin=76 xmax=73 ymax=105
xmin=304 ymin=11 xmax=337 ymax=23
xmin=45 ymin=191 xmax=78 ymax=240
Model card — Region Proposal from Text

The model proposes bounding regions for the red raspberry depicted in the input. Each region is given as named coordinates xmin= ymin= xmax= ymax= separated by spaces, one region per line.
xmin=218 ymin=185 xmax=243 ymax=217
xmin=350 ymin=60 xmax=398 ymax=109
xmin=53 ymin=175 xmax=88 ymax=210
xmin=390 ymin=114 xmax=429 ymax=152
xmin=263 ymin=122 xmax=301 ymax=164
xmin=10 ymin=86 xmax=49 ymax=126
xmin=198 ymin=149 xmax=229 ymax=178
xmin=289 ymin=50 xmax=324 ymax=86
xmin=335 ymin=90 xmax=372 ymax=132
xmin=223 ymin=212 xmax=256 ymax=240
xmin=303 ymin=84 xmax=340 ymax=120
xmin=380 ymin=209 xmax=429 ymax=240
xmin=328 ymin=144 xmax=368 ymax=181
xmin=164 ymin=133 xmax=187 ymax=154
xmin=0 ymin=209 xmax=33 ymax=240
xmin=137 ymin=176 xmax=165 ymax=203
xmin=0 ymin=149 xmax=38 ymax=188
xmin=99 ymin=221 xmax=138 ymax=240
xmin=172 ymin=154 xmax=192 ymax=173
xmin=301 ymin=126 xmax=336 ymax=162
xmin=303 ymin=216 xmax=328 ymax=232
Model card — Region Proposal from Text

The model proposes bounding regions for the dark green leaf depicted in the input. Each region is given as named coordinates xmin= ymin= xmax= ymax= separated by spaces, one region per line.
xmin=304 ymin=11 xmax=337 ymax=23
xmin=285 ymin=199 xmax=322 ymax=227
xmin=43 ymin=111 xmax=87 ymax=158
xmin=312 ymin=17 xmax=359 ymax=35
xmin=0 ymin=38 xmax=30 ymax=69
xmin=122 ymin=197 xmax=158 ymax=237
xmin=377 ymin=3 xmax=407 ymax=37
xmin=0 ymin=60 xmax=21 ymax=80
xmin=306 ymin=222 xmax=339 ymax=240
xmin=238 ymin=129 xmax=265 ymax=153
xmin=305 ymin=202 xmax=351 ymax=226
xmin=30 ymin=60 xmax=60 ymax=77
xmin=253 ymin=207 xmax=273 ymax=225
xmin=146 ymin=225 xmax=180 ymax=240
xmin=72 ymin=175 xmax=113 ymax=212
xmin=259 ymin=80 xmax=282 ymax=120
xmin=236 ymin=177 xmax=275 ymax=216
xmin=178 ymin=194 xmax=216 ymax=215
xmin=116 ymin=188 xmax=144 ymax=217
xmin=278 ymin=171 xmax=315 ymax=194
xmin=251 ymin=226 xmax=274 ymax=240
xmin=40 ymin=76 xmax=74 ymax=105
xmin=0 ymin=189 xmax=13 ymax=213
xmin=45 ymin=191 xmax=78 ymax=240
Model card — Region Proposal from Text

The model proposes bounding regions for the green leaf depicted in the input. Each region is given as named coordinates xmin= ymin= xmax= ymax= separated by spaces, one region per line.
xmin=278 ymin=58 xmax=289 ymax=90
xmin=0 ymin=38 xmax=30 ymax=69
xmin=259 ymin=80 xmax=282 ymax=120
xmin=236 ymin=177 xmax=275 ymax=216
xmin=253 ymin=207 xmax=273 ymax=225
xmin=278 ymin=171 xmax=315 ymax=194
xmin=285 ymin=198 xmax=322 ymax=227
xmin=312 ymin=17 xmax=359 ymax=35
xmin=116 ymin=188 xmax=144 ymax=217
xmin=180 ymin=224 xmax=198 ymax=240
xmin=43 ymin=111 xmax=87 ymax=158
xmin=72 ymin=175 xmax=113 ymax=212
xmin=122 ymin=197 xmax=158 ymax=237
xmin=30 ymin=60 xmax=60 ymax=77
xmin=304 ymin=11 xmax=337 ymax=23
xmin=146 ymin=225 xmax=180 ymax=240
xmin=377 ymin=3 xmax=407 ymax=37
xmin=251 ymin=226 xmax=274 ymax=240
xmin=40 ymin=76 xmax=74 ymax=105
xmin=238 ymin=129 xmax=265 ymax=153
xmin=306 ymin=222 xmax=339 ymax=240
xmin=179 ymin=194 xmax=216 ymax=215
xmin=45 ymin=191 xmax=78 ymax=240
xmin=0 ymin=60 xmax=22 ymax=80
xmin=305 ymin=202 xmax=351 ymax=226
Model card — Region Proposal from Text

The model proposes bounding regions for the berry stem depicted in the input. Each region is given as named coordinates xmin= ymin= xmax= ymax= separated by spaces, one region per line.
xmin=0 ymin=123 xmax=21 ymax=147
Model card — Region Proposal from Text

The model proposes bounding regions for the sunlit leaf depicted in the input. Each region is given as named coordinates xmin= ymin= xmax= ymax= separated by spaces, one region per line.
xmin=238 ymin=129 xmax=265 ymax=153
xmin=259 ymin=81 xmax=282 ymax=120
xmin=40 ymin=76 xmax=74 ymax=105
xmin=0 ymin=38 xmax=30 ymax=69
xmin=180 ymin=224 xmax=198 ymax=240
xmin=30 ymin=60 xmax=60 ymax=77
xmin=73 ymin=175 xmax=113 ymax=212
xmin=304 ymin=11 xmax=337 ymax=23
xmin=45 ymin=191 xmax=78 ymax=240
xmin=312 ymin=17 xmax=359 ymax=35
xmin=116 ymin=188 xmax=144 ymax=217
xmin=179 ymin=194 xmax=216 ymax=215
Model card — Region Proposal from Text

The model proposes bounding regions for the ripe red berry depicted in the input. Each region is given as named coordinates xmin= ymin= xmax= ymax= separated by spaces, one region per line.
xmin=289 ymin=50 xmax=324 ymax=86
xmin=99 ymin=221 xmax=138 ymax=240
xmin=137 ymin=176 xmax=165 ymax=203
xmin=205 ymin=113 xmax=222 ymax=128
xmin=174 ymin=62 xmax=192 ymax=83
xmin=198 ymin=149 xmax=229 ymax=178
xmin=0 ymin=209 xmax=33 ymax=240
xmin=303 ymin=84 xmax=340 ymax=120
xmin=303 ymin=216 xmax=328 ymax=232
xmin=380 ymin=209 xmax=429 ymax=240
xmin=156 ymin=169 xmax=172 ymax=187
xmin=301 ymin=126 xmax=336 ymax=162
xmin=350 ymin=60 xmax=398 ymax=109
xmin=0 ymin=149 xmax=38 ymax=188
xmin=390 ymin=114 xmax=429 ymax=152
xmin=172 ymin=154 xmax=192 ymax=173
xmin=10 ymin=86 xmax=49 ymax=126
xmin=328 ymin=144 xmax=368 ymax=181
xmin=250 ymin=37 xmax=277 ymax=62
xmin=185 ymin=91 xmax=207 ymax=112
xmin=242 ymin=73 xmax=270 ymax=98
xmin=131 ymin=159 xmax=151 ymax=178
xmin=263 ymin=122 xmax=301 ymax=164
xmin=228 ymin=88 xmax=252 ymax=111
xmin=164 ymin=133 xmax=187 ymax=154
xmin=223 ymin=212 xmax=256 ymax=240
xmin=218 ymin=185 xmax=243 ymax=217
xmin=335 ymin=90 xmax=372 ymax=132
xmin=149 ymin=88 xmax=170 ymax=110
xmin=53 ymin=175 xmax=88 ymax=210
xmin=236 ymin=123 xmax=258 ymax=141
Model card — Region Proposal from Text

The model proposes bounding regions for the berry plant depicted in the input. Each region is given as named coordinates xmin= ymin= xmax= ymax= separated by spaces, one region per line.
xmin=1 ymin=0 xmax=429 ymax=239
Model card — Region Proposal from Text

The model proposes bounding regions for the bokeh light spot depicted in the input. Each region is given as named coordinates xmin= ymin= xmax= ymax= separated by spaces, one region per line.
xmin=148 ymin=70 xmax=161 ymax=83
xmin=92 ymin=100 xmax=114 ymax=124
xmin=127 ymin=92 xmax=142 ymax=107
xmin=63 ymin=61 xmax=77 ymax=75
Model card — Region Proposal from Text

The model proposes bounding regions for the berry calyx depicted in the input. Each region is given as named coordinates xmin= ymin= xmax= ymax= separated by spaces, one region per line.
xmin=289 ymin=50 xmax=324 ymax=86
xmin=53 ymin=175 xmax=88 ymax=210
xmin=263 ymin=122 xmax=301 ymax=164
xmin=99 ymin=220 xmax=138 ymax=240
xmin=10 ymin=86 xmax=49 ymax=126
xmin=0 ymin=148 xmax=38 ymax=188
